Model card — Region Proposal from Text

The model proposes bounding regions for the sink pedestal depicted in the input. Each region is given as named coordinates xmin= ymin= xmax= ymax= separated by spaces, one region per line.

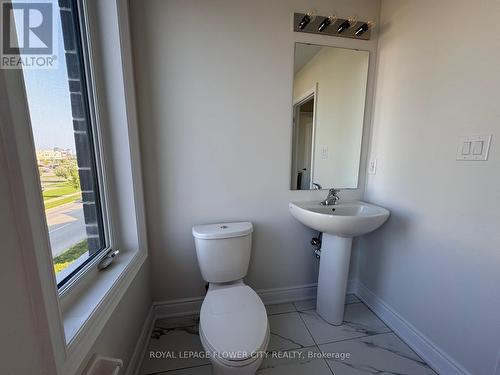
xmin=288 ymin=200 xmax=390 ymax=325
xmin=316 ymin=234 xmax=352 ymax=325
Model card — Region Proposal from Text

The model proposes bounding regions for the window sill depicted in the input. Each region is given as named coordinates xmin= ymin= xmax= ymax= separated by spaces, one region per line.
xmin=61 ymin=248 xmax=146 ymax=363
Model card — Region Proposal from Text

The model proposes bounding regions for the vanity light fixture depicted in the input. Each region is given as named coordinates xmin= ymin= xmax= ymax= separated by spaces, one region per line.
xmin=318 ymin=15 xmax=337 ymax=32
xmin=354 ymin=21 xmax=374 ymax=36
xmin=337 ymin=16 xmax=357 ymax=34
xmin=298 ymin=11 xmax=315 ymax=30
xmin=293 ymin=12 xmax=372 ymax=40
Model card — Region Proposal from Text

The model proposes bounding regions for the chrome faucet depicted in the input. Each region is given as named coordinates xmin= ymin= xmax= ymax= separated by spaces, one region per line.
xmin=320 ymin=188 xmax=340 ymax=206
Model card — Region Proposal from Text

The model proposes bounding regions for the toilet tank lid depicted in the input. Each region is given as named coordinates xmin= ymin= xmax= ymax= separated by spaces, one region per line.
xmin=192 ymin=222 xmax=253 ymax=240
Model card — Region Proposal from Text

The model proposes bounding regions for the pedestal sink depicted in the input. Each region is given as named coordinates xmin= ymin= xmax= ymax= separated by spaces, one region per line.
xmin=289 ymin=200 xmax=390 ymax=325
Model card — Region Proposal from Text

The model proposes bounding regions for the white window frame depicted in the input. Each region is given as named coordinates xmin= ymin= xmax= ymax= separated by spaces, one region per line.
xmin=55 ymin=0 xmax=115 ymax=294
xmin=0 ymin=0 xmax=148 ymax=374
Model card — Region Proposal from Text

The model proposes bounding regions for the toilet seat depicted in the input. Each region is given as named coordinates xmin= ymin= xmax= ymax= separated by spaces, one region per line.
xmin=200 ymin=323 xmax=269 ymax=368
xmin=200 ymin=285 xmax=269 ymax=365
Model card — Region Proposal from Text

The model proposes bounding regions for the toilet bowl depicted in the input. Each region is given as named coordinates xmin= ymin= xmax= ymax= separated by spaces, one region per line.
xmin=192 ymin=222 xmax=269 ymax=375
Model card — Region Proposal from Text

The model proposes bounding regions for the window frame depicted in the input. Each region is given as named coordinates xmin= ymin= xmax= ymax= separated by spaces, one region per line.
xmin=54 ymin=0 xmax=115 ymax=293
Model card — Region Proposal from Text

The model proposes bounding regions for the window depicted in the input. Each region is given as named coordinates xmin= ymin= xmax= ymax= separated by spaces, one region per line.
xmin=11 ymin=0 xmax=108 ymax=288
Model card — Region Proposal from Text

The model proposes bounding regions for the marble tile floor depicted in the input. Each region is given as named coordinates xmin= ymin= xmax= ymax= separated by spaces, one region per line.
xmin=140 ymin=294 xmax=437 ymax=375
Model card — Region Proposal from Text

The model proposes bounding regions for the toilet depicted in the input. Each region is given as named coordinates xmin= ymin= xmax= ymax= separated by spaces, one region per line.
xmin=192 ymin=222 xmax=269 ymax=375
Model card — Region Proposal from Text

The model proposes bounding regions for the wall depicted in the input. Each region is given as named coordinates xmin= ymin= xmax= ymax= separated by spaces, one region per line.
xmin=0 ymin=139 xmax=46 ymax=375
xmin=293 ymin=46 xmax=369 ymax=188
xmin=357 ymin=0 xmax=500 ymax=374
xmin=77 ymin=263 xmax=151 ymax=375
xmin=129 ymin=0 xmax=381 ymax=302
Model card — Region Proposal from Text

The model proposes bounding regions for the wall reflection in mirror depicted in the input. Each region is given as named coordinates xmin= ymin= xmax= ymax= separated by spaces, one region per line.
xmin=291 ymin=43 xmax=369 ymax=190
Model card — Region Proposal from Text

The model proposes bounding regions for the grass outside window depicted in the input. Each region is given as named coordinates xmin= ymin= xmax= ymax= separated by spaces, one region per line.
xmin=54 ymin=240 xmax=89 ymax=273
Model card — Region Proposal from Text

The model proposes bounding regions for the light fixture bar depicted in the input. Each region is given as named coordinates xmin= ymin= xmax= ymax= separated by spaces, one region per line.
xmin=293 ymin=12 xmax=372 ymax=40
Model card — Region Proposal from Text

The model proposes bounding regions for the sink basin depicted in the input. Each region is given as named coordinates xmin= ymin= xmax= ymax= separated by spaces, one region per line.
xmin=289 ymin=201 xmax=390 ymax=237
xmin=288 ymin=200 xmax=390 ymax=325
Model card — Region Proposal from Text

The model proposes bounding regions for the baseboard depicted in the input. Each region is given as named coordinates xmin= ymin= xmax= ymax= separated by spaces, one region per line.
xmin=151 ymin=280 xmax=365 ymax=320
xmin=353 ymin=280 xmax=471 ymax=375
xmin=257 ymin=283 xmax=317 ymax=305
xmin=153 ymin=283 xmax=324 ymax=319
xmin=153 ymin=296 xmax=205 ymax=319
xmin=126 ymin=306 xmax=154 ymax=375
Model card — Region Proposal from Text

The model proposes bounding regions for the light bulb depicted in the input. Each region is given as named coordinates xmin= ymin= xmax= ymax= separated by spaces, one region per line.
xmin=298 ymin=11 xmax=316 ymax=30
xmin=318 ymin=15 xmax=337 ymax=32
xmin=354 ymin=21 xmax=374 ymax=36
xmin=337 ymin=16 xmax=357 ymax=34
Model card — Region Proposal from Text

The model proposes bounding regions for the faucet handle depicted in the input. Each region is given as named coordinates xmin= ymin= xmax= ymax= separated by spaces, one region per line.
xmin=329 ymin=188 xmax=340 ymax=195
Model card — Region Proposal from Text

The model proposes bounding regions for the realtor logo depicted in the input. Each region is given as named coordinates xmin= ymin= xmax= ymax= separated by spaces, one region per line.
xmin=1 ymin=1 xmax=57 ymax=69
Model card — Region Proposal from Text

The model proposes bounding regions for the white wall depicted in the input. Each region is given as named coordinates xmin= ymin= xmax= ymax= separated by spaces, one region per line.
xmin=293 ymin=47 xmax=369 ymax=188
xmin=0 ymin=140 xmax=46 ymax=375
xmin=129 ymin=0 xmax=381 ymax=302
xmin=77 ymin=263 xmax=151 ymax=375
xmin=357 ymin=1 xmax=500 ymax=374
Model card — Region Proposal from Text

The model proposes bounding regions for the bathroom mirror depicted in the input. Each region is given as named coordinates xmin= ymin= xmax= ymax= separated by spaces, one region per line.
xmin=291 ymin=43 xmax=369 ymax=190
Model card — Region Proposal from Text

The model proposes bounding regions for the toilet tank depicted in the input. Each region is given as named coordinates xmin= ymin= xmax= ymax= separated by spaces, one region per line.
xmin=192 ymin=222 xmax=253 ymax=283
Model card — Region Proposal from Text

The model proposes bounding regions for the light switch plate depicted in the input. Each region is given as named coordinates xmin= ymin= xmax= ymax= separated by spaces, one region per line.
xmin=456 ymin=135 xmax=492 ymax=161
xmin=368 ymin=158 xmax=377 ymax=174
xmin=321 ymin=146 xmax=329 ymax=160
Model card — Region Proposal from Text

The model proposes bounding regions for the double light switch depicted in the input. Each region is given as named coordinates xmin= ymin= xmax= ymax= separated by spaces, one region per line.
xmin=457 ymin=135 xmax=492 ymax=161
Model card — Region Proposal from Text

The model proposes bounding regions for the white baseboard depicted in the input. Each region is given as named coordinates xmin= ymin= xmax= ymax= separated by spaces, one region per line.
xmin=151 ymin=280 xmax=361 ymax=319
xmin=153 ymin=283 xmax=320 ymax=319
xmin=257 ymin=283 xmax=317 ymax=305
xmin=126 ymin=306 xmax=154 ymax=375
xmin=153 ymin=296 xmax=204 ymax=319
xmin=353 ymin=280 xmax=471 ymax=375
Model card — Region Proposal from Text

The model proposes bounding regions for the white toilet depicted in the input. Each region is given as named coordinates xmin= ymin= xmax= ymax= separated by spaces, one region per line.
xmin=192 ymin=222 xmax=269 ymax=375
